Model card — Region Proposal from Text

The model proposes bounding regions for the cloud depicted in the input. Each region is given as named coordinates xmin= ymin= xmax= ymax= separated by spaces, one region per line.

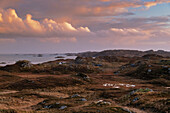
xmin=90 ymin=28 xmax=151 ymax=45
xmin=0 ymin=9 xmax=91 ymax=38
xmin=0 ymin=8 xmax=169 ymax=48
xmin=39 ymin=37 xmax=77 ymax=43
xmin=144 ymin=0 xmax=170 ymax=8
xmin=0 ymin=13 xmax=3 ymax=22
xmin=0 ymin=0 xmax=169 ymax=32
xmin=110 ymin=28 xmax=141 ymax=35
xmin=0 ymin=0 xmax=169 ymax=50
xmin=89 ymin=26 xmax=170 ymax=48
xmin=2 ymin=0 xmax=167 ymax=20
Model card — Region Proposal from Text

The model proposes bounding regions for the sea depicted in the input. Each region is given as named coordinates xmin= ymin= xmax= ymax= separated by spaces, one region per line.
xmin=0 ymin=54 xmax=77 ymax=66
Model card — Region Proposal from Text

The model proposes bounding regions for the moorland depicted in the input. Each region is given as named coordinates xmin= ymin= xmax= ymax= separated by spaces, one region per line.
xmin=0 ymin=50 xmax=169 ymax=113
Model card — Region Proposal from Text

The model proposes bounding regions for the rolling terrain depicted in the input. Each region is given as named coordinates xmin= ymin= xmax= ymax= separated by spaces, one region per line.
xmin=0 ymin=53 xmax=169 ymax=113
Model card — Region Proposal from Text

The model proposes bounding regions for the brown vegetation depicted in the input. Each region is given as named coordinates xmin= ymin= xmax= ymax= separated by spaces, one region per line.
xmin=0 ymin=54 xmax=169 ymax=113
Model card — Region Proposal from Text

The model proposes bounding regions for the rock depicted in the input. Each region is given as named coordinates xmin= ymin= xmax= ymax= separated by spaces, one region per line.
xmin=122 ymin=108 xmax=133 ymax=113
xmin=114 ymin=71 xmax=120 ymax=75
xmin=56 ymin=102 xmax=60 ymax=105
xmin=103 ymin=83 xmax=114 ymax=87
xmin=130 ymin=64 xmax=136 ymax=67
xmin=75 ymin=73 xmax=90 ymax=81
xmin=42 ymin=100 xmax=46 ymax=104
xmin=58 ymin=61 xmax=66 ymax=64
xmin=129 ymin=90 xmax=135 ymax=95
xmin=44 ymin=105 xmax=52 ymax=108
xmin=80 ymin=98 xmax=87 ymax=101
xmin=132 ymin=97 xmax=139 ymax=102
xmin=59 ymin=62 xmax=63 ymax=65
xmin=59 ymin=106 xmax=67 ymax=110
xmin=16 ymin=60 xmax=32 ymax=68
xmin=162 ymin=66 xmax=168 ymax=68
xmin=111 ymin=83 xmax=135 ymax=88
xmin=94 ymin=64 xmax=102 ymax=67
xmin=76 ymin=73 xmax=89 ymax=78
xmin=148 ymin=65 xmax=152 ymax=67
xmin=148 ymin=69 xmax=152 ymax=72
xmin=113 ymin=85 xmax=120 ymax=89
xmin=93 ymin=100 xmax=111 ymax=106
xmin=119 ymin=83 xmax=125 ymax=86
xmin=145 ymin=88 xmax=153 ymax=92
xmin=126 ymin=84 xmax=136 ymax=88
xmin=71 ymin=94 xmax=81 ymax=98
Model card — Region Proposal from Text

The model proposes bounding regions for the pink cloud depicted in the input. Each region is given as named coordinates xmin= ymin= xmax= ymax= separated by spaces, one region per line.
xmin=0 ymin=9 xmax=91 ymax=38
xmin=39 ymin=37 xmax=77 ymax=43
xmin=90 ymin=26 xmax=170 ymax=47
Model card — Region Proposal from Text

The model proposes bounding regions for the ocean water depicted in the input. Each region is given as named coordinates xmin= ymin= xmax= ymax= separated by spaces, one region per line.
xmin=0 ymin=54 xmax=77 ymax=66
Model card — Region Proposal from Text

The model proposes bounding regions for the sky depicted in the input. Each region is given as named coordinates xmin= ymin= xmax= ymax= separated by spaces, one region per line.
xmin=0 ymin=0 xmax=170 ymax=53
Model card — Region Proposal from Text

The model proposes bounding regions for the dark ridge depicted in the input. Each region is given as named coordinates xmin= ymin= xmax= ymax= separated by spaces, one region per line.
xmin=70 ymin=49 xmax=170 ymax=57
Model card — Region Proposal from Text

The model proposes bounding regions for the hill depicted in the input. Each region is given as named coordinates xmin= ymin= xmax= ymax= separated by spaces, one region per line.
xmin=68 ymin=49 xmax=170 ymax=57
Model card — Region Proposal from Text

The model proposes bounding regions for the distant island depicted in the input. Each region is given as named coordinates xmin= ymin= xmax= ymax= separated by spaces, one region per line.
xmin=65 ymin=49 xmax=170 ymax=57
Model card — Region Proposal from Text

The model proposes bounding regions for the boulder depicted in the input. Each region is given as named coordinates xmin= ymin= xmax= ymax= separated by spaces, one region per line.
xmin=75 ymin=73 xmax=90 ymax=79
xmin=80 ymin=98 xmax=87 ymax=101
xmin=59 ymin=106 xmax=67 ymax=110
xmin=71 ymin=94 xmax=81 ymax=98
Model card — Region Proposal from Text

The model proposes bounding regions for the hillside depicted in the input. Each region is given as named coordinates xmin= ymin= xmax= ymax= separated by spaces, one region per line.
xmin=68 ymin=50 xmax=170 ymax=57
xmin=0 ymin=53 xmax=169 ymax=112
